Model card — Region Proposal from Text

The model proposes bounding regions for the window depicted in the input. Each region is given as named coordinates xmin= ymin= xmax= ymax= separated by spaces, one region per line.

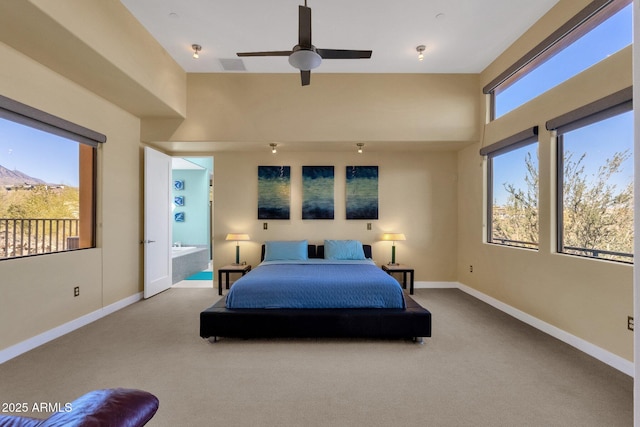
xmin=484 ymin=0 xmax=632 ymax=119
xmin=549 ymin=90 xmax=633 ymax=263
xmin=482 ymin=127 xmax=539 ymax=249
xmin=0 ymin=95 xmax=104 ymax=259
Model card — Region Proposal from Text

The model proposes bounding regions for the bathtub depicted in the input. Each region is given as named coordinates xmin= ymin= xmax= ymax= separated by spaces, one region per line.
xmin=172 ymin=246 xmax=204 ymax=257
xmin=172 ymin=246 xmax=209 ymax=283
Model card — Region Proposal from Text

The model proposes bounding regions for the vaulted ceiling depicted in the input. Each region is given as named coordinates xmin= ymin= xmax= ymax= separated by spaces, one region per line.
xmin=120 ymin=0 xmax=559 ymax=75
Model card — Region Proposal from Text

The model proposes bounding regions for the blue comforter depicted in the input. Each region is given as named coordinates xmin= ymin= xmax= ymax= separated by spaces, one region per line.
xmin=225 ymin=260 xmax=406 ymax=309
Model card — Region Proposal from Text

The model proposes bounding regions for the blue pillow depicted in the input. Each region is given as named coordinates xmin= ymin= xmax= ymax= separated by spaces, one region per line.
xmin=324 ymin=240 xmax=366 ymax=260
xmin=264 ymin=240 xmax=309 ymax=261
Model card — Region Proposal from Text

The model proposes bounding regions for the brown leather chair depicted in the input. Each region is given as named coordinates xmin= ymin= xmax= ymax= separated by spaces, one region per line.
xmin=0 ymin=388 xmax=159 ymax=427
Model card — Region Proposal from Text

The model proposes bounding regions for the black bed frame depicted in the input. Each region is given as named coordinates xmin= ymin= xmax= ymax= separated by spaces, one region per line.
xmin=200 ymin=244 xmax=432 ymax=343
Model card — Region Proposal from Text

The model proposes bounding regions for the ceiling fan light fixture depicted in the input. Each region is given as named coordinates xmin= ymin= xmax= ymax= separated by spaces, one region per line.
xmin=192 ymin=44 xmax=202 ymax=59
xmin=288 ymin=49 xmax=322 ymax=70
xmin=416 ymin=45 xmax=426 ymax=61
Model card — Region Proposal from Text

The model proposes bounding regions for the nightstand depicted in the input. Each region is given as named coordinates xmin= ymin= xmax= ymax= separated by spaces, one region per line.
xmin=217 ymin=264 xmax=251 ymax=295
xmin=382 ymin=264 xmax=415 ymax=295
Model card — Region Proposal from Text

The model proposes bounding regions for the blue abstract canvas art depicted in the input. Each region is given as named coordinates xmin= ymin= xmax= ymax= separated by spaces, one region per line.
xmin=258 ymin=166 xmax=291 ymax=219
xmin=173 ymin=180 xmax=184 ymax=191
xmin=174 ymin=212 xmax=185 ymax=222
xmin=302 ymin=166 xmax=334 ymax=219
xmin=174 ymin=196 xmax=184 ymax=206
xmin=346 ymin=166 xmax=378 ymax=219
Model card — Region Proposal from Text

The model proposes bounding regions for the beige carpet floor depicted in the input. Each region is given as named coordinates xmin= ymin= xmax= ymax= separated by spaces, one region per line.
xmin=0 ymin=288 xmax=632 ymax=426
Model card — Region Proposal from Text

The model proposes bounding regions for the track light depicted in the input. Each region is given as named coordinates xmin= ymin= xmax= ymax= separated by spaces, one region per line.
xmin=416 ymin=45 xmax=426 ymax=61
xmin=357 ymin=143 xmax=364 ymax=154
xmin=270 ymin=143 xmax=277 ymax=154
xmin=192 ymin=44 xmax=201 ymax=59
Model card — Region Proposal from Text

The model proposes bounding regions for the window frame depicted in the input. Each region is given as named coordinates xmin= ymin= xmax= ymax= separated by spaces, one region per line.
xmin=549 ymin=88 xmax=633 ymax=263
xmin=483 ymin=0 xmax=631 ymax=121
xmin=0 ymin=94 xmax=105 ymax=260
xmin=481 ymin=126 xmax=539 ymax=249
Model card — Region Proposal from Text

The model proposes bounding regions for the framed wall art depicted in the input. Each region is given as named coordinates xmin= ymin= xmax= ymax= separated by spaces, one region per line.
xmin=346 ymin=166 xmax=378 ymax=220
xmin=302 ymin=166 xmax=334 ymax=219
xmin=258 ymin=166 xmax=291 ymax=220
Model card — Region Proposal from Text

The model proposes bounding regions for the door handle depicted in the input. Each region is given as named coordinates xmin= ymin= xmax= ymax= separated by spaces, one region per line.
xmin=141 ymin=239 xmax=156 ymax=244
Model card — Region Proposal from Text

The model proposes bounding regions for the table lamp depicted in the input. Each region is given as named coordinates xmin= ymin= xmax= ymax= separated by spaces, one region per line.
xmin=381 ymin=233 xmax=406 ymax=265
xmin=225 ymin=233 xmax=250 ymax=265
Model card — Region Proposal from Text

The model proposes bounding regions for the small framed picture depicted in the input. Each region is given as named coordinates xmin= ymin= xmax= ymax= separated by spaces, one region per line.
xmin=174 ymin=196 xmax=185 ymax=206
xmin=174 ymin=180 xmax=184 ymax=191
xmin=174 ymin=212 xmax=185 ymax=222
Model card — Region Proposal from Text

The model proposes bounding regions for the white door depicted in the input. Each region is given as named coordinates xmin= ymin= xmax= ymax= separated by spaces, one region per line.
xmin=144 ymin=146 xmax=172 ymax=298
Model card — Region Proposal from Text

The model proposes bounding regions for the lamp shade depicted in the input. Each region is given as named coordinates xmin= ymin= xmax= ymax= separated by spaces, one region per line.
xmin=288 ymin=49 xmax=322 ymax=70
xmin=225 ymin=233 xmax=250 ymax=241
xmin=381 ymin=233 xmax=406 ymax=242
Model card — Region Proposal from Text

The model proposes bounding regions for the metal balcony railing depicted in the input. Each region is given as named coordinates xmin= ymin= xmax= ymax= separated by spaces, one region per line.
xmin=491 ymin=237 xmax=539 ymax=249
xmin=563 ymin=245 xmax=633 ymax=262
xmin=491 ymin=237 xmax=633 ymax=262
xmin=0 ymin=218 xmax=80 ymax=259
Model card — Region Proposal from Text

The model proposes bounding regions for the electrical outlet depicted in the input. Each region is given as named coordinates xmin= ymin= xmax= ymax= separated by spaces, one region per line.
xmin=74 ymin=286 xmax=80 ymax=297
xmin=367 ymin=223 xmax=372 ymax=230
xmin=628 ymin=316 xmax=634 ymax=331
xmin=469 ymin=265 xmax=473 ymax=273
xmin=263 ymin=222 xmax=268 ymax=230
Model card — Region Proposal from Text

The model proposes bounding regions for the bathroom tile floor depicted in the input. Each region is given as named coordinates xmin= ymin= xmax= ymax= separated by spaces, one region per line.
xmin=172 ymin=262 xmax=213 ymax=289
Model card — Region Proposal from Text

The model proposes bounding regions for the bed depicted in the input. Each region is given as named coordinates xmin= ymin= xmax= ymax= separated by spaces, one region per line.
xmin=200 ymin=240 xmax=431 ymax=343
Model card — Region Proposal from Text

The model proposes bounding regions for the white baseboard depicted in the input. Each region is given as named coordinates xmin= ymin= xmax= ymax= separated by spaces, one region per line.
xmin=457 ymin=283 xmax=634 ymax=377
xmin=0 ymin=292 xmax=143 ymax=365
xmin=415 ymin=281 xmax=458 ymax=289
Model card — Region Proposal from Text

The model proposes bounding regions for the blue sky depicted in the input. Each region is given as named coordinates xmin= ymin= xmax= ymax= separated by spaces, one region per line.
xmin=493 ymin=4 xmax=633 ymax=206
xmin=493 ymin=110 xmax=633 ymax=206
xmin=496 ymin=4 xmax=632 ymax=118
xmin=0 ymin=118 xmax=79 ymax=187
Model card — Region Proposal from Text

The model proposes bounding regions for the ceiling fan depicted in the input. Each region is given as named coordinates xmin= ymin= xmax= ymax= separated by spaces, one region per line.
xmin=236 ymin=1 xmax=372 ymax=86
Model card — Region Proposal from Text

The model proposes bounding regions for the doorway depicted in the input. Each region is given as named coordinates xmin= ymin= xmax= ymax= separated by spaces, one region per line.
xmin=170 ymin=156 xmax=214 ymax=286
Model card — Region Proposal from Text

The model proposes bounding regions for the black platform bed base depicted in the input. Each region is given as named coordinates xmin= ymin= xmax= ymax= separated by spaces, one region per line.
xmin=200 ymin=295 xmax=431 ymax=344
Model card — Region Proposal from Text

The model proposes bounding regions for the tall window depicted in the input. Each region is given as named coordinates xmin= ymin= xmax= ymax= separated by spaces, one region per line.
xmin=482 ymin=128 xmax=539 ymax=250
xmin=549 ymin=90 xmax=633 ymax=263
xmin=484 ymin=0 xmax=632 ymax=120
xmin=0 ymin=95 xmax=104 ymax=260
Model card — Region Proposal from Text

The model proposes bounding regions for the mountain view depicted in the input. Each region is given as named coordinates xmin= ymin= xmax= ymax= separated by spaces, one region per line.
xmin=0 ymin=164 xmax=48 ymax=187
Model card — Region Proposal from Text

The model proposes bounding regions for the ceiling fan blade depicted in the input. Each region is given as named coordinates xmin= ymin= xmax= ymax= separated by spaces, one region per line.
xmin=317 ymin=49 xmax=372 ymax=59
xmin=301 ymin=70 xmax=311 ymax=86
xmin=299 ymin=5 xmax=312 ymax=47
xmin=237 ymin=51 xmax=292 ymax=57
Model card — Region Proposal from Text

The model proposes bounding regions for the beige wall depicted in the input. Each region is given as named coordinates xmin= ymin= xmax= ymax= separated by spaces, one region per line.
xmin=0 ymin=0 xmax=186 ymax=118
xmin=0 ymin=40 xmax=142 ymax=350
xmin=142 ymin=73 xmax=480 ymax=151
xmin=213 ymin=150 xmax=458 ymax=282
xmin=458 ymin=1 xmax=634 ymax=361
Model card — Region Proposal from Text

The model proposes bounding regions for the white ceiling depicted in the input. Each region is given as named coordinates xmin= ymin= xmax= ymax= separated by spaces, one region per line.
xmin=120 ymin=0 xmax=559 ymax=75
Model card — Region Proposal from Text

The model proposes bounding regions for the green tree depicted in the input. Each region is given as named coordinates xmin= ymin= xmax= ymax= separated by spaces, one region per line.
xmin=492 ymin=151 xmax=538 ymax=247
xmin=4 ymin=186 xmax=79 ymax=219
xmin=562 ymin=150 xmax=633 ymax=260
xmin=493 ymin=150 xmax=633 ymax=261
